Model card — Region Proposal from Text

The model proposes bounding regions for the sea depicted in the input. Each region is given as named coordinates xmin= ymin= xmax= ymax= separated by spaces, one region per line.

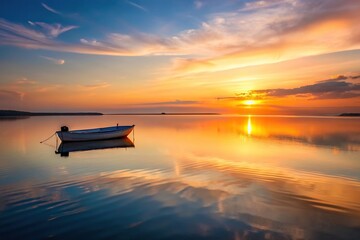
xmin=0 ymin=115 xmax=359 ymax=240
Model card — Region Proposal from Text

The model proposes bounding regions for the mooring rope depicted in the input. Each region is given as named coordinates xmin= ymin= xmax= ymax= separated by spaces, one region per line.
xmin=40 ymin=132 xmax=56 ymax=143
xmin=42 ymin=141 xmax=56 ymax=149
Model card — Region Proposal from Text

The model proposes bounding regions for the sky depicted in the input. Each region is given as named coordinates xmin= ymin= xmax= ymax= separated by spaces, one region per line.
xmin=0 ymin=0 xmax=359 ymax=115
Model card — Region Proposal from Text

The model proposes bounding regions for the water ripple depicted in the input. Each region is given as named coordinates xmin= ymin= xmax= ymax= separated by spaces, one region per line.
xmin=1 ymin=164 xmax=360 ymax=240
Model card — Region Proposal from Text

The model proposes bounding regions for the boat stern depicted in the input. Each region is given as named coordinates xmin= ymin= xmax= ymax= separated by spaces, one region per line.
xmin=56 ymin=131 xmax=64 ymax=141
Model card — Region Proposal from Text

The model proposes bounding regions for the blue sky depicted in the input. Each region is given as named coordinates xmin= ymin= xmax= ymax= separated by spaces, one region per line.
xmin=0 ymin=0 xmax=359 ymax=114
xmin=0 ymin=0 xmax=241 ymax=43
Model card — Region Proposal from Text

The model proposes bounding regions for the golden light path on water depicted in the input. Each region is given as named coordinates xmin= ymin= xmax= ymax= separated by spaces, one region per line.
xmin=247 ymin=115 xmax=252 ymax=135
xmin=0 ymin=115 xmax=359 ymax=239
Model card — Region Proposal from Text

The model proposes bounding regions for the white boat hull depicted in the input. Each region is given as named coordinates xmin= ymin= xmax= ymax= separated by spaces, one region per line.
xmin=56 ymin=125 xmax=134 ymax=142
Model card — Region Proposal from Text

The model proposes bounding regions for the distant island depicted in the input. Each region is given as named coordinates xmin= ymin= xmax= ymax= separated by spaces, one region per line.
xmin=0 ymin=110 xmax=103 ymax=116
xmin=339 ymin=113 xmax=360 ymax=117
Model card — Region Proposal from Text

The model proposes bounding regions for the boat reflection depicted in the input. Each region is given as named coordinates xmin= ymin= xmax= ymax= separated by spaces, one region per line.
xmin=55 ymin=137 xmax=134 ymax=157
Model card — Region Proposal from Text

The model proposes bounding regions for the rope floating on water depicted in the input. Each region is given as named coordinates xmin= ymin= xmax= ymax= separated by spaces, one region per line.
xmin=40 ymin=132 xmax=56 ymax=143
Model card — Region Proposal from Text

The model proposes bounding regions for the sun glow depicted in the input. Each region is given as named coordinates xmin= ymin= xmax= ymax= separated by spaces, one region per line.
xmin=243 ymin=100 xmax=256 ymax=105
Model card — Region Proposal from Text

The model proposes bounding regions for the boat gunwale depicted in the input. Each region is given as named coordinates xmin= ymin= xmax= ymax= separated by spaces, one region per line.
xmin=56 ymin=125 xmax=134 ymax=135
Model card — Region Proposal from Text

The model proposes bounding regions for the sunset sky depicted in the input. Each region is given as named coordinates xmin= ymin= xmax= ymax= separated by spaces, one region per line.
xmin=0 ymin=0 xmax=359 ymax=114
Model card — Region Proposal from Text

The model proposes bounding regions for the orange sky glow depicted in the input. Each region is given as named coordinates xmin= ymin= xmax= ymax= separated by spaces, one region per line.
xmin=0 ymin=0 xmax=359 ymax=114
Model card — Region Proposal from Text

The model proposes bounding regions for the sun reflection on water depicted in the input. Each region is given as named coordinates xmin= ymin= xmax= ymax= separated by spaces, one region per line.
xmin=247 ymin=115 xmax=252 ymax=135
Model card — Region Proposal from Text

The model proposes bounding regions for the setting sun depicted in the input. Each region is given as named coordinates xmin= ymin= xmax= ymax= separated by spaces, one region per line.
xmin=0 ymin=0 xmax=359 ymax=115
xmin=243 ymin=100 xmax=257 ymax=106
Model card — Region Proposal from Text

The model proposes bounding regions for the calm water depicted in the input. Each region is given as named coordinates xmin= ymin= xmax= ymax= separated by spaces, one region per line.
xmin=0 ymin=115 xmax=359 ymax=240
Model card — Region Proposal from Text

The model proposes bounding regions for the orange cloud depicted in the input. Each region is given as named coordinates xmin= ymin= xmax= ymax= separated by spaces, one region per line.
xmin=15 ymin=77 xmax=37 ymax=85
xmin=219 ymin=75 xmax=360 ymax=101
xmin=80 ymin=82 xmax=111 ymax=90
xmin=0 ymin=0 xmax=358 ymax=62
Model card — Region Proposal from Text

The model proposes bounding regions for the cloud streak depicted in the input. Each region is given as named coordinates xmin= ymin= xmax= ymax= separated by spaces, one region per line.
xmin=41 ymin=3 xmax=62 ymax=15
xmin=41 ymin=56 xmax=65 ymax=65
xmin=0 ymin=18 xmax=103 ymax=54
xmin=125 ymin=1 xmax=148 ymax=12
xmin=15 ymin=77 xmax=38 ymax=85
xmin=171 ymin=0 xmax=360 ymax=74
xmin=80 ymin=82 xmax=110 ymax=90
xmin=0 ymin=18 xmax=78 ymax=51
xmin=0 ymin=0 xmax=359 ymax=67
xmin=137 ymin=100 xmax=199 ymax=106
xmin=28 ymin=21 xmax=78 ymax=38
xmin=229 ymin=75 xmax=360 ymax=100
xmin=0 ymin=89 xmax=25 ymax=101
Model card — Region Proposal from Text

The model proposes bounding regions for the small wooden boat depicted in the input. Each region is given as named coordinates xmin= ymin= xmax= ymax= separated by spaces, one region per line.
xmin=56 ymin=137 xmax=134 ymax=156
xmin=56 ymin=125 xmax=135 ymax=142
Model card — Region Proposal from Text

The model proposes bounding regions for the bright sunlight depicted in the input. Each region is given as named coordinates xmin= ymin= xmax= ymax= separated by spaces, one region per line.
xmin=243 ymin=100 xmax=256 ymax=106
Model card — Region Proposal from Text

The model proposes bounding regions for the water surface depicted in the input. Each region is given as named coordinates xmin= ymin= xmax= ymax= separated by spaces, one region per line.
xmin=0 ymin=115 xmax=359 ymax=240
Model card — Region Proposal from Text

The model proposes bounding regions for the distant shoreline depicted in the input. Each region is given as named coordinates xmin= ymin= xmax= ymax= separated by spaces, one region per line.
xmin=0 ymin=110 xmax=103 ymax=116
xmin=0 ymin=110 xmax=219 ymax=117
xmin=107 ymin=113 xmax=220 ymax=115
xmin=338 ymin=113 xmax=360 ymax=117
xmin=1 ymin=110 xmax=359 ymax=117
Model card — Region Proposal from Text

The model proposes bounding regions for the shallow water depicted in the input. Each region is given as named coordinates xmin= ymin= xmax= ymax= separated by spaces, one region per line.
xmin=0 ymin=115 xmax=359 ymax=240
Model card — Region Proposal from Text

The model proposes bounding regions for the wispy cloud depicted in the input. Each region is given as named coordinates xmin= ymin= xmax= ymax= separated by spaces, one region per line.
xmin=257 ymin=81 xmax=360 ymax=100
xmin=222 ymin=75 xmax=360 ymax=101
xmin=28 ymin=21 xmax=78 ymax=38
xmin=194 ymin=1 xmax=204 ymax=9
xmin=0 ymin=18 xmax=49 ymax=45
xmin=15 ymin=77 xmax=38 ymax=85
xmin=242 ymin=0 xmax=289 ymax=11
xmin=0 ymin=18 xmax=85 ymax=52
xmin=41 ymin=56 xmax=65 ymax=65
xmin=0 ymin=89 xmax=25 ymax=101
xmin=0 ymin=18 xmax=138 ymax=55
xmin=0 ymin=0 xmax=359 ymax=66
xmin=171 ymin=0 xmax=360 ymax=74
xmin=80 ymin=82 xmax=110 ymax=90
xmin=125 ymin=0 xmax=148 ymax=12
xmin=319 ymin=75 xmax=360 ymax=83
xmin=0 ymin=18 xmax=77 ymax=49
xmin=1 ymin=77 xmax=61 ymax=96
xmin=35 ymin=85 xmax=61 ymax=93
xmin=41 ymin=3 xmax=62 ymax=15
xmin=138 ymin=100 xmax=199 ymax=105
